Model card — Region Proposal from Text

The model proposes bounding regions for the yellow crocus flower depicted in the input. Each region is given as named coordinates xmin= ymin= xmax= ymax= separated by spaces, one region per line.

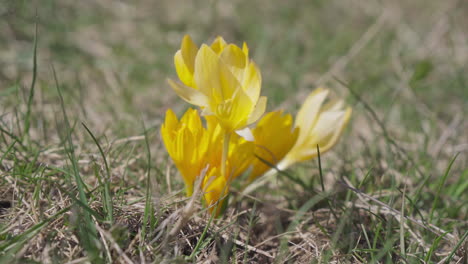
xmin=278 ymin=88 xmax=352 ymax=170
xmin=168 ymin=35 xmax=267 ymax=132
xmin=161 ymin=108 xmax=255 ymax=213
xmin=160 ymin=108 xmax=211 ymax=196
xmin=249 ymin=111 xmax=299 ymax=181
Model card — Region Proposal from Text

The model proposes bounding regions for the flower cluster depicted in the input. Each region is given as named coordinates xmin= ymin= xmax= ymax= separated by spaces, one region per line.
xmin=162 ymin=35 xmax=351 ymax=215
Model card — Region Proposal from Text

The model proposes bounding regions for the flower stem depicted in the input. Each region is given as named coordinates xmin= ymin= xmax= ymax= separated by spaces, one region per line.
xmin=221 ymin=132 xmax=231 ymax=181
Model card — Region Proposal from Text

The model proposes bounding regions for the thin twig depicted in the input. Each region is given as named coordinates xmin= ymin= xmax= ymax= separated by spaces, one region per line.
xmin=220 ymin=232 xmax=275 ymax=259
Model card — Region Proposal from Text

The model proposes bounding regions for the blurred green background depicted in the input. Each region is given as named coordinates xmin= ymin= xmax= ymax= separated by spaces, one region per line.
xmin=2 ymin=0 xmax=466 ymax=133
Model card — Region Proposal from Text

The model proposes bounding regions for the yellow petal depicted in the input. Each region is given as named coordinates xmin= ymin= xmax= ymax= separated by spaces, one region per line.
xmin=249 ymin=111 xmax=299 ymax=180
xmin=242 ymin=42 xmax=249 ymax=59
xmin=242 ymin=61 xmax=261 ymax=103
xmin=227 ymin=136 xmax=255 ymax=181
xmin=323 ymin=99 xmax=344 ymax=112
xmin=295 ymin=88 xmax=328 ymax=140
xmin=210 ymin=36 xmax=227 ymax=54
xmin=168 ymin=79 xmax=209 ymax=107
xmin=180 ymin=35 xmax=198 ymax=72
xmin=310 ymin=111 xmax=346 ymax=143
xmin=314 ymin=107 xmax=352 ymax=153
xmin=161 ymin=108 xmax=178 ymax=133
xmin=235 ymin=127 xmax=254 ymax=142
xmin=219 ymin=44 xmax=247 ymax=85
xmin=174 ymin=35 xmax=198 ymax=87
xmin=293 ymin=109 xmax=352 ymax=161
xmin=175 ymin=51 xmax=194 ymax=87
xmin=218 ymin=54 xmax=243 ymax=101
xmin=202 ymin=168 xmax=228 ymax=215
xmin=181 ymin=108 xmax=203 ymax=133
xmin=279 ymin=89 xmax=352 ymax=169
xmin=194 ymin=45 xmax=223 ymax=98
xmin=246 ymin=96 xmax=267 ymax=125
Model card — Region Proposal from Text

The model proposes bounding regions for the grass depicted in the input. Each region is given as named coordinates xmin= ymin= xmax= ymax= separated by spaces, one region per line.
xmin=1 ymin=0 xmax=467 ymax=263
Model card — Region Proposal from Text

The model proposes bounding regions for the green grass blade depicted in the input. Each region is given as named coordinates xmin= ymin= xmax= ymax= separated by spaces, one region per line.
xmin=0 ymin=125 xmax=28 ymax=152
xmin=425 ymin=231 xmax=450 ymax=262
xmin=444 ymin=231 xmax=468 ymax=264
xmin=429 ymin=153 xmax=458 ymax=223
xmin=316 ymin=145 xmax=325 ymax=192
xmin=0 ymin=141 xmax=16 ymax=164
xmin=82 ymin=122 xmax=114 ymax=224
xmin=189 ymin=210 xmax=216 ymax=259
xmin=53 ymin=65 xmax=102 ymax=262
xmin=141 ymin=119 xmax=153 ymax=243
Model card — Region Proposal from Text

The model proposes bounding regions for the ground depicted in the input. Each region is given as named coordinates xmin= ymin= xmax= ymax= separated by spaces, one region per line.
xmin=0 ymin=0 xmax=467 ymax=263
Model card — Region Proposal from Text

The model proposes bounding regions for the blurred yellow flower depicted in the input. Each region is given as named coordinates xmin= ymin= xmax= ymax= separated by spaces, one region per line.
xmin=168 ymin=35 xmax=267 ymax=132
xmin=249 ymin=111 xmax=299 ymax=181
xmin=278 ymin=88 xmax=352 ymax=170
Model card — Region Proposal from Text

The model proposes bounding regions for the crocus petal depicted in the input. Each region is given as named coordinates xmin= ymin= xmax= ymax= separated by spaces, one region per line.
xmin=225 ymin=133 xmax=255 ymax=181
xmin=323 ymin=99 xmax=344 ymax=112
xmin=242 ymin=61 xmax=261 ymax=103
xmin=247 ymin=96 xmax=267 ymax=125
xmin=310 ymin=111 xmax=347 ymax=143
xmin=236 ymin=127 xmax=254 ymax=142
xmin=295 ymin=88 xmax=328 ymax=141
xmin=202 ymin=168 xmax=228 ymax=215
xmin=180 ymin=35 xmax=198 ymax=72
xmin=314 ymin=107 xmax=352 ymax=152
xmin=181 ymin=108 xmax=203 ymax=133
xmin=210 ymin=36 xmax=227 ymax=54
xmin=249 ymin=111 xmax=299 ymax=180
xmin=277 ymin=88 xmax=352 ymax=170
xmin=168 ymin=79 xmax=209 ymax=107
xmin=218 ymin=54 xmax=243 ymax=102
xmin=174 ymin=35 xmax=198 ymax=87
xmin=242 ymin=42 xmax=249 ymax=59
xmin=161 ymin=109 xmax=178 ymax=133
xmin=174 ymin=51 xmax=193 ymax=87
xmin=194 ymin=45 xmax=223 ymax=97
xmin=219 ymin=44 xmax=247 ymax=85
